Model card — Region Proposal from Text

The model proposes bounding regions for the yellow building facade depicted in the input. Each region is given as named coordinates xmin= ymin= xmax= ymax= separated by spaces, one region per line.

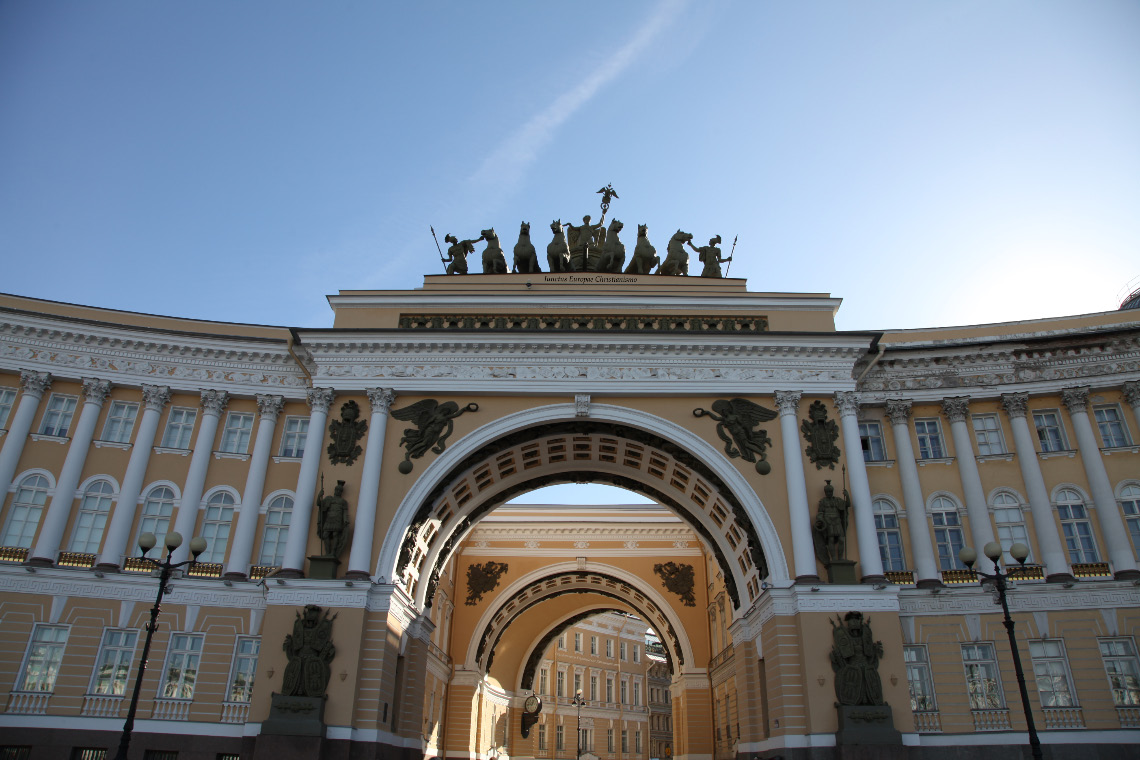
xmin=0 ymin=274 xmax=1138 ymax=760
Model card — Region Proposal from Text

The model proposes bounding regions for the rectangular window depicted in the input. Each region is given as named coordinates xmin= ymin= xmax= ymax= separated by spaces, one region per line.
xmin=39 ymin=394 xmax=77 ymax=437
xmin=90 ymin=629 xmax=138 ymax=696
xmin=875 ymin=510 xmax=906 ymax=571
xmin=620 ymin=641 xmax=627 ymax=661
xmin=540 ymin=668 xmax=549 ymax=695
xmin=161 ymin=633 xmax=203 ymax=699
xmin=606 ymin=639 xmax=613 ymax=658
xmin=559 ymin=634 xmax=566 ymax=650
xmin=1033 ymin=410 xmax=1068 ymax=452
xmin=591 ymin=635 xmax=598 ymax=655
xmin=606 ymin=677 xmax=614 ymax=703
xmin=538 ymin=724 xmax=546 ymax=751
xmin=635 ymin=730 xmax=641 ymax=753
xmin=859 ymin=420 xmax=886 ymax=461
xmin=18 ymin=625 xmax=69 ymax=692
xmin=914 ymin=418 xmax=945 ymax=459
xmin=904 ymin=645 xmax=936 ymax=711
xmin=1099 ymin=637 xmax=1140 ymax=707
xmin=557 ymin=670 xmax=564 ymax=697
xmin=932 ymin=510 xmax=966 ymax=570
xmin=633 ymin=645 xmax=640 ymax=663
xmin=1094 ymin=405 xmax=1132 ymax=448
xmin=962 ymin=643 xmax=1004 ymax=709
xmin=220 ymin=412 xmax=254 ymax=453
xmin=71 ymin=750 xmax=107 ymax=760
xmin=621 ymin=730 xmax=628 ymax=753
xmin=574 ymin=632 xmax=582 ymax=652
xmin=1122 ymin=487 xmax=1140 ymax=560
xmin=971 ymin=414 xmax=1006 ymax=455
xmin=161 ymin=407 xmax=197 ymax=449
xmin=279 ymin=416 xmax=309 ymax=457
xmin=994 ymin=505 xmax=1032 ymax=564
xmin=607 ymin=728 xmax=614 ymax=753
xmin=633 ymin=682 xmax=641 ymax=706
xmin=0 ymin=387 xmax=19 ymax=428
xmin=1058 ymin=503 xmax=1100 ymax=563
xmin=574 ymin=672 xmax=582 ymax=695
xmin=556 ymin=725 xmax=564 ymax=751
xmin=621 ymin=680 xmax=628 ymax=704
xmin=590 ymin=674 xmax=598 ymax=701
xmin=227 ymin=637 xmax=260 ymax=703
xmin=101 ymin=401 xmax=139 ymax=443
xmin=1029 ymin=640 xmax=1075 ymax=707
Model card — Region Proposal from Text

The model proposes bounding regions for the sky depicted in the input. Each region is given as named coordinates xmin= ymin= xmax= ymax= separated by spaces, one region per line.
xmin=2 ymin=0 xmax=1139 ymax=334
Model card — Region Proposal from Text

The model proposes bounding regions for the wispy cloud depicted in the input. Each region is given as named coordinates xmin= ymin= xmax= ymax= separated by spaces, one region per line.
xmin=467 ymin=0 xmax=686 ymax=192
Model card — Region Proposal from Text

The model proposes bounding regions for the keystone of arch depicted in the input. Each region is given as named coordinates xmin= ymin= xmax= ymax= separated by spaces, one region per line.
xmin=462 ymin=560 xmax=698 ymax=674
xmin=375 ymin=402 xmax=791 ymax=608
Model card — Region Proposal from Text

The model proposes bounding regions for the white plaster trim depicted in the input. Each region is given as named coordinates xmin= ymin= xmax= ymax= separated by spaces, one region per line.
xmin=213 ymin=450 xmax=250 ymax=461
xmin=897 ymin=579 xmax=1140 ymax=616
xmin=92 ymin=440 xmax=132 ymax=451
xmin=379 ymin=403 xmax=789 ymax=605
xmin=321 ymin=724 xmax=423 ymax=746
xmin=0 ymin=713 xmax=247 ymax=737
xmin=153 ymin=446 xmax=191 ymax=457
xmin=735 ymin=584 xmax=903 ymax=642
xmin=11 ymin=467 xmax=57 ymax=492
xmin=907 ymin=729 xmax=1140 ymax=746
xmin=271 ymin=455 xmax=303 ymax=464
xmin=259 ymin=489 xmax=296 ymax=515
xmin=29 ymin=433 xmax=69 ymax=444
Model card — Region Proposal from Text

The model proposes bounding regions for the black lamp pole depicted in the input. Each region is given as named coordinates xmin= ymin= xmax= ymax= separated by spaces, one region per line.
xmin=571 ymin=689 xmax=586 ymax=759
xmin=113 ymin=532 xmax=207 ymax=760
xmin=959 ymin=541 xmax=1042 ymax=760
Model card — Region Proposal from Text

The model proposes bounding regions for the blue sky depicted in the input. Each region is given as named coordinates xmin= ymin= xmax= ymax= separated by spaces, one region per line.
xmin=2 ymin=1 xmax=1139 ymax=333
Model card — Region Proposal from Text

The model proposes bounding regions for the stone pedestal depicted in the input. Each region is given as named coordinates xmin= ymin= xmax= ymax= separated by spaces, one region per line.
xmin=835 ymin=704 xmax=901 ymax=746
xmin=825 ymin=559 xmax=857 ymax=585
xmin=308 ymin=556 xmax=341 ymax=580
xmin=262 ymin=693 xmax=326 ymax=736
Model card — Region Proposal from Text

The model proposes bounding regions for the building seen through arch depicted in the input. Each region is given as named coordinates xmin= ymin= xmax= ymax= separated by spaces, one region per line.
xmin=0 ymin=272 xmax=1138 ymax=760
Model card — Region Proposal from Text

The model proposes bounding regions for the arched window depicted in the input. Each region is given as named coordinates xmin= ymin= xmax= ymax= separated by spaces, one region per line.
xmin=258 ymin=495 xmax=292 ymax=566
xmin=70 ymin=480 xmax=114 ymax=554
xmin=200 ymin=491 xmax=236 ymax=564
xmin=930 ymin=496 xmax=966 ymax=570
xmin=1056 ymin=488 xmax=1099 ymax=564
xmin=1118 ymin=484 xmax=1140 ymax=560
xmin=992 ymin=491 xmax=1031 ymax=564
xmin=136 ymin=486 xmax=176 ymax=545
xmin=2 ymin=474 xmax=50 ymax=548
xmin=873 ymin=499 xmax=905 ymax=572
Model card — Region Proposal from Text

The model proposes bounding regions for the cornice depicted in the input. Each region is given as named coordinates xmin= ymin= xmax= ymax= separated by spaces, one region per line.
xmin=0 ymin=313 xmax=307 ymax=396
xmin=0 ymin=566 xmax=266 ymax=609
xmin=898 ymin=580 xmax=1140 ymax=615
xmin=327 ymin=291 xmax=844 ymax=314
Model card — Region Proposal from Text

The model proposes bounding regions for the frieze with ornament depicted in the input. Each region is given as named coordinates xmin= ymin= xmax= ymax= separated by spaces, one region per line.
xmin=397 ymin=313 xmax=769 ymax=333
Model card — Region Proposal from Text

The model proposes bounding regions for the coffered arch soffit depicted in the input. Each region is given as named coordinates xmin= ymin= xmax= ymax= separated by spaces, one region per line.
xmin=375 ymin=403 xmax=790 ymax=614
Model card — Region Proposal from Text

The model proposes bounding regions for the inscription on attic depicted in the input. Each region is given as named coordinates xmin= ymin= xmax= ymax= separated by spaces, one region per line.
xmin=397 ymin=314 xmax=769 ymax=334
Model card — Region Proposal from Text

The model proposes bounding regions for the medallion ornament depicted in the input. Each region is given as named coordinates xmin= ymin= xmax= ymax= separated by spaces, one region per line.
xmin=801 ymin=400 xmax=841 ymax=469
xmin=390 ymin=399 xmax=479 ymax=474
xmin=465 ymin=561 xmax=508 ymax=605
xmin=693 ymin=398 xmax=777 ymax=475
xmin=327 ymin=400 xmax=368 ymax=466
xmin=653 ymin=561 xmax=697 ymax=607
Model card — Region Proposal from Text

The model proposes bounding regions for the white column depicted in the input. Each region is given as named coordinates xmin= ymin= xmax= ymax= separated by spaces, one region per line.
xmin=885 ymin=400 xmax=940 ymax=586
xmin=98 ymin=385 xmax=169 ymax=569
xmin=774 ymin=391 xmax=818 ymax=582
xmin=834 ymin=392 xmax=884 ymax=581
xmin=170 ymin=389 xmax=228 ymax=562
xmin=29 ymin=378 xmax=111 ymax=565
xmin=279 ymin=388 xmax=335 ymax=577
xmin=942 ymin=397 xmax=999 ymax=575
xmin=1062 ymin=386 xmax=1140 ymax=579
xmin=224 ymin=394 xmax=283 ymax=579
xmin=1001 ymin=393 xmax=1071 ymax=581
xmin=1123 ymin=382 xmax=1140 ymax=433
xmin=0 ymin=370 xmax=52 ymax=501
xmin=347 ymin=388 xmax=397 ymax=580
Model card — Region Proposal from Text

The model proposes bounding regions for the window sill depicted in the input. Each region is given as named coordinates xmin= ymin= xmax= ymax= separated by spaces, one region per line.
xmin=975 ymin=453 xmax=1014 ymax=463
xmin=93 ymin=440 xmax=132 ymax=450
xmin=272 ymin=455 xmax=303 ymax=464
xmin=1038 ymin=449 xmax=1076 ymax=460
xmin=154 ymin=446 xmax=191 ymax=456
xmin=916 ymin=456 xmax=954 ymax=466
xmin=213 ymin=451 xmax=250 ymax=461
xmin=864 ymin=459 xmax=895 ymax=468
xmin=30 ymin=433 xmax=69 ymax=444
xmin=1101 ymin=445 xmax=1140 ymax=456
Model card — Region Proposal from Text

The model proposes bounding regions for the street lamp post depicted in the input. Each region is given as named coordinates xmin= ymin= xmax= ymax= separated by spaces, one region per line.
xmin=571 ymin=688 xmax=586 ymax=759
xmin=113 ymin=531 xmax=207 ymax=760
xmin=958 ymin=541 xmax=1042 ymax=760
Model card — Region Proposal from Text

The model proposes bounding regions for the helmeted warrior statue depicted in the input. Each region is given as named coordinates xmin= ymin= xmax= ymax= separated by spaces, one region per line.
xmin=316 ymin=476 xmax=351 ymax=558
xmin=813 ymin=479 xmax=851 ymax=565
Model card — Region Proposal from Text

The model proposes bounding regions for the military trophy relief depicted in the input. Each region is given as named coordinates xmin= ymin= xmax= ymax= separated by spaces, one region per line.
xmin=812 ymin=477 xmax=856 ymax=584
xmin=390 ymin=399 xmax=479 ymax=474
xmin=829 ymin=611 xmax=902 ymax=746
xmin=653 ymin=561 xmax=697 ymax=607
xmin=263 ymin=605 xmax=338 ymax=737
xmin=465 ymin=560 xmax=509 ymax=606
xmin=308 ymin=474 xmax=351 ymax=580
xmin=431 ymin=184 xmax=737 ymax=278
xmin=327 ymin=400 xmax=367 ymax=466
xmin=801 ymin=400 xmax=841 ymax=470
xmin=693 ymin=398 xmax=777 ymax=475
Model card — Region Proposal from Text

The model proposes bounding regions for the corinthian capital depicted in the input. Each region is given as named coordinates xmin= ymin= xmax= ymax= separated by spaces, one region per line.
xmin=200 ymin=389 xmax=230 ymax=416
xmin=1124 ymin=381 xmax=1140 ymax=409
xmin=885 ymin=399 xmax=912 ymax=426
xmin=1001 ymin=392 xmax=1028 ymax=419
xmin=1061 ymin=386 xmax=1090 ymax=413
xmin=82 ymin=378 xmax=112 ymax=406
xmin=774 ymin=391 xmax=802 ymax=417
xmin=941 ymin=396 xmax=970 ymax=424
xmin=19 ymin=370 xmax=52 ymax=400
xmin=833 ymin=391 xmax=861 ymax=418
xmin=307 ymin=387 xmax=335 ymax=413
xmin=256 ymin=394 xmax=285 ymax=422
xmin=367 ymin=388 xmax=397 ymax=414
xmin=142 ymin=385 xmax=172 ymax=412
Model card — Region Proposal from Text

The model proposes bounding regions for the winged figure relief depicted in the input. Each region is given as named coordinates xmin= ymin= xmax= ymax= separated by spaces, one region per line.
xmin=390 ymin=399 xmax=479 ymax=474
xmin=694 ymin=398 xmax=777 ymax=474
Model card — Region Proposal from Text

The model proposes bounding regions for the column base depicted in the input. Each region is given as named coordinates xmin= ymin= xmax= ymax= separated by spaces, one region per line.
xmin=25 ymin=556 xmax=54 ymax=568
xmin=1114 ymin=568 xmax=1140 ymax=581
xmin=794 ymin=574 xmax=821 ymax=585
xmin=915 ymin=578 xmax=943 ymax=590
xmin=273 ymin=567 xmax=305 ymax=579
xmin=860 ymin=574 xmax=888 ymax=585
xmin=343 ymin=570 xmax=371 ymax=582
xmin=1046 ymin=572 xmax=1077 ymax=584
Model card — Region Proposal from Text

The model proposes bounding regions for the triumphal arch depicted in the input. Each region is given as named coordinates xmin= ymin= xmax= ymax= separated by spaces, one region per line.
xmin=2 ymin=235 xmax=1139 ymax=760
